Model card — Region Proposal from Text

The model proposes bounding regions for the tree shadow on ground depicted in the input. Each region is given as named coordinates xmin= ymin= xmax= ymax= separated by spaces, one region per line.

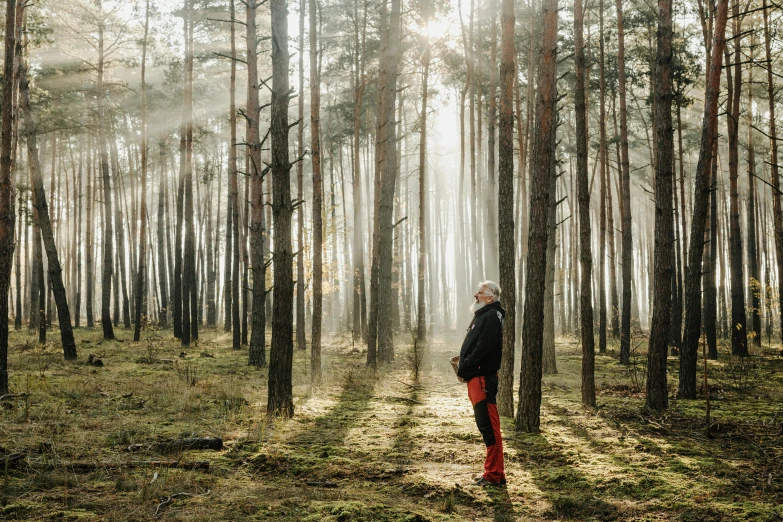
xmin=487 ymin=486 xmax=515 ymax=521
xmin=506 ymin=432 xmax=620 ymax=521
xmin=249 ymin=368 xmax=378 ymax=481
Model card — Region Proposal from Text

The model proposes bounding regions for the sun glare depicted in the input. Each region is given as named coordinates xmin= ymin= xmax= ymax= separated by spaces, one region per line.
xmin=426 ymin=18 xmax=450 ymax=39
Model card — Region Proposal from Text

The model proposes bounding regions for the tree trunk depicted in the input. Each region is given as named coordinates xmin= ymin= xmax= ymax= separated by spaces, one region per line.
xmin=368 ymin=1 xmax=388 ymax=369
xmin=108 ymin=129 xmax=130 ymax=330
xmin=377 ymin=0 xmax=401 ymax=364
xmin=597 ymin=0 xmax=607 ymax=355
xmin=0 ymin=0 xmax=19 ymax=393
xmin=573 ymin=0 xmax=595 ymax=407
xmin=367 ymin=0 xmax=401 ymax=366
xmin=97 ymin=15 xmax=115 ymax=341
xmin=267 ymin=0 xmax=294 ymax=416
xmin=352 ymin=0 xmax=367 ymax=342
xmin=679 ymin=0 xmax=728 ymax=399
xmin=133 ymin=0 xmax=150 ymax=342
xmin=746 ymin=50 xmax=760 ymax=346
xmin=205 ymin=184 xmax=215 ymax=327
xmin=645 ymin=0 xmax=675 ymax=411
xmin=724 ymin=1 xmax=746 ymax=357
xmin=704 ymin=142 xmax=718 ymax=359
xmin=180 ymin=3 xmax=192 ymax=346
xmin=542 ymin=131 xmax=557 ymax=375
xmin=247 ymin=0 xmax=266 ymax=367
xmin=184 ymin=1 xmax=197 ymax=344
xmin=515 ymin=0 xmax=557 ymax=433
xmin=296 ymin=0 xmax=306 ymax=351
xmin=157 ymin=144 xmax=168 ymax=326
xmin=416 ymin=38 xmax=430 ymax=343
xmin=763 ymin=0 xmax=783 ymax=346
xmin=485 ymin=0 xmax=498 ymax=280
xmin=241 ymin=162 xmax=249 ymax=346
xmin=309 ymin=0 xmax=323 ymax=386
xmin=496 ymin=0 xmax=516 ymax=416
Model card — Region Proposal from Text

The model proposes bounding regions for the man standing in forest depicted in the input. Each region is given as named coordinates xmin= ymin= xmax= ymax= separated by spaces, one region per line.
xmin=457 ymin=281 xmax=507 ymax=486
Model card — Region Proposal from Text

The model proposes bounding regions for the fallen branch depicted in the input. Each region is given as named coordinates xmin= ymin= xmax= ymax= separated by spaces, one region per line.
xmin=394 ymin=378 xmax=425 ymax=390
xmin=0 ymin=393 xmax=30 ymax=402
xmin=155 ymin=437 xmax=224 ymax=453
xmin=6 ymin=457 xmax=211 ymax=472
xmin=2 ymin=452 xmax=26 ymax=469
xmin=65 ymin=460 xmax=211 ymax=472
xmin=154 ymin=490 xmax=211 ymax=518
xmin=385 ymin=396 xmax=423 ymax=405
xmin=306 ymin=480 xmax=338 ymax=488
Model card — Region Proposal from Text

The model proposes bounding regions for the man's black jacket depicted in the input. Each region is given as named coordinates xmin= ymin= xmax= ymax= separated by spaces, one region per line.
xmin=457 ymin=301 xmax=505 ymax=380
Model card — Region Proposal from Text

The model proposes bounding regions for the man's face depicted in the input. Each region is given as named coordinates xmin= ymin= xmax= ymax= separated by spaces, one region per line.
xmin=473 ymin=286 xmax=494 ymax=305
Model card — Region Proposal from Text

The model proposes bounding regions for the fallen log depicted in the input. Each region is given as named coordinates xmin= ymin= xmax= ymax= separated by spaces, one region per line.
xmin=155 ymin=437 xmax=223 ymax=453
xmin=2 ymin=452 xmax=26 ymax=469
xmin=154 ymin=490 xmax=211 ymax=518
xmin=0 ymin=393 xmax=30 ymax=402
xmin=1 ymin=455 xmax=210 ymax=472
xmin=125 ymin=437 xmax=224 ymax=454
xmin=306 ymin=481 xmax=338 ymax=488
xmin=63 ymin=460 xmax=210 ymax=472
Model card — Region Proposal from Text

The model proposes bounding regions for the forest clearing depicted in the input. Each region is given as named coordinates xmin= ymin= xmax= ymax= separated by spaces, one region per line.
xmin=1 ymin=329 xmax=781 ymax=521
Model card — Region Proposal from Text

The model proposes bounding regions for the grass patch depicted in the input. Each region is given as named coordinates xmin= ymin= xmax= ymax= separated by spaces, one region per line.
xmin=1 ymin=328 xmax=782 ymax=520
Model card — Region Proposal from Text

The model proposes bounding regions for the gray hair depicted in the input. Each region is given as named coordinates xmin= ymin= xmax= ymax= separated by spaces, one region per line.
xmin=478 ymin=280 xmax=501 ymax=301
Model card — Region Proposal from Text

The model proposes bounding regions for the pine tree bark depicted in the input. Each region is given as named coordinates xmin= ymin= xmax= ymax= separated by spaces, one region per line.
xmin=267 ymin=0 xmax=295 ymax=416
xmin=597 ymin=0 xmax=608 ymax=355
xmin=763 ymin=0 xmax=783 ymax=346
xmin=0 ymin=0 xmax=19 ymax=393
xmin=226 ymin=0 xmax=239 ymax=348
xmin=416 ymin=39 xmax=430 ymax=343
xmin=296 ymin=0 xmax=306 ymax=351
xmin=367 ymin=0 xmax=401 ymax=366
xmin=376 ymin=0 xmax=401 ymax=363
xmin=85 ymin=139 xmax=94 ymax=328
xmin=485 ymin=0 xmax=498 ymax=279
xmin=184 ymin=1 xmax=198 ymax=344
xmin=351 ymin=0 xmax=367 ymax=342
xmin=205 ymin=191 xmax=215 ymax=327
xmin=516 ymin=0 xmax=557 ymax=432
xmin=542 ymin=131 xmax=557 ymax=375
xmin=157 ymin=143 xmax=168 ymax=326
xmin=646 ymin=0 xmax=674 ymax=411
xmin=705 ymin=143 xmax=718 ymax=359
xmin=574 ymin=0 xmax=595 ymax=407
xmin=133 ymin=0 xmax=150 ymax=342
xmin=12 ymin=4 xmax=21 ymax=332
xmin=180 ymin=3 xmax=192 ymax=347
xmin=746 ymin=55 xmax=760 ymax=346
xmin=173 ymin=130 xmax=185 ymax=340
xmin=496 ymin=0 xmax=516 ymax=416
xmin=247 ymin=0 xmax=266 ymax=367
xmin=108 ymin=130 xmax=130 ymax=330
xmin=241 ymin=165 xmax=249 ymax=346
xmin=679 ymin=0 xmax=728 ymax=399
xmin=367 ymin=2 xmax=387 ymax=369
xmin=97 ymin=13 xmax=115 ymax=341
xmin=724 ymin=0 xmax=746 ymax=357
xmin=309 ymin=0 xmax=323 ymax=386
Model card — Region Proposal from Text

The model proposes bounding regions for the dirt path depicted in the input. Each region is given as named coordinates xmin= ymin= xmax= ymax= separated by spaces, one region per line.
xmin=237 ymin=335 xmax=781 ymax=521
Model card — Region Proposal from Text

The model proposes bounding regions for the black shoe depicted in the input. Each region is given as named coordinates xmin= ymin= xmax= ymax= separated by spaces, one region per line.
xmin=474 ymin=476 xmax=506 ymax=487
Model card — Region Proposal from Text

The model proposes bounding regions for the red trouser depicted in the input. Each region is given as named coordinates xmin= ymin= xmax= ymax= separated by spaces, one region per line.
xmin=467 ymin=375 xmax=505 ymax=484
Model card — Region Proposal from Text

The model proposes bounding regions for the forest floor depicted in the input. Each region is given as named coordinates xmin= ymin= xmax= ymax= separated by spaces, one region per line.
xmin=1 ymin=326 xmax=782 ymax=521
